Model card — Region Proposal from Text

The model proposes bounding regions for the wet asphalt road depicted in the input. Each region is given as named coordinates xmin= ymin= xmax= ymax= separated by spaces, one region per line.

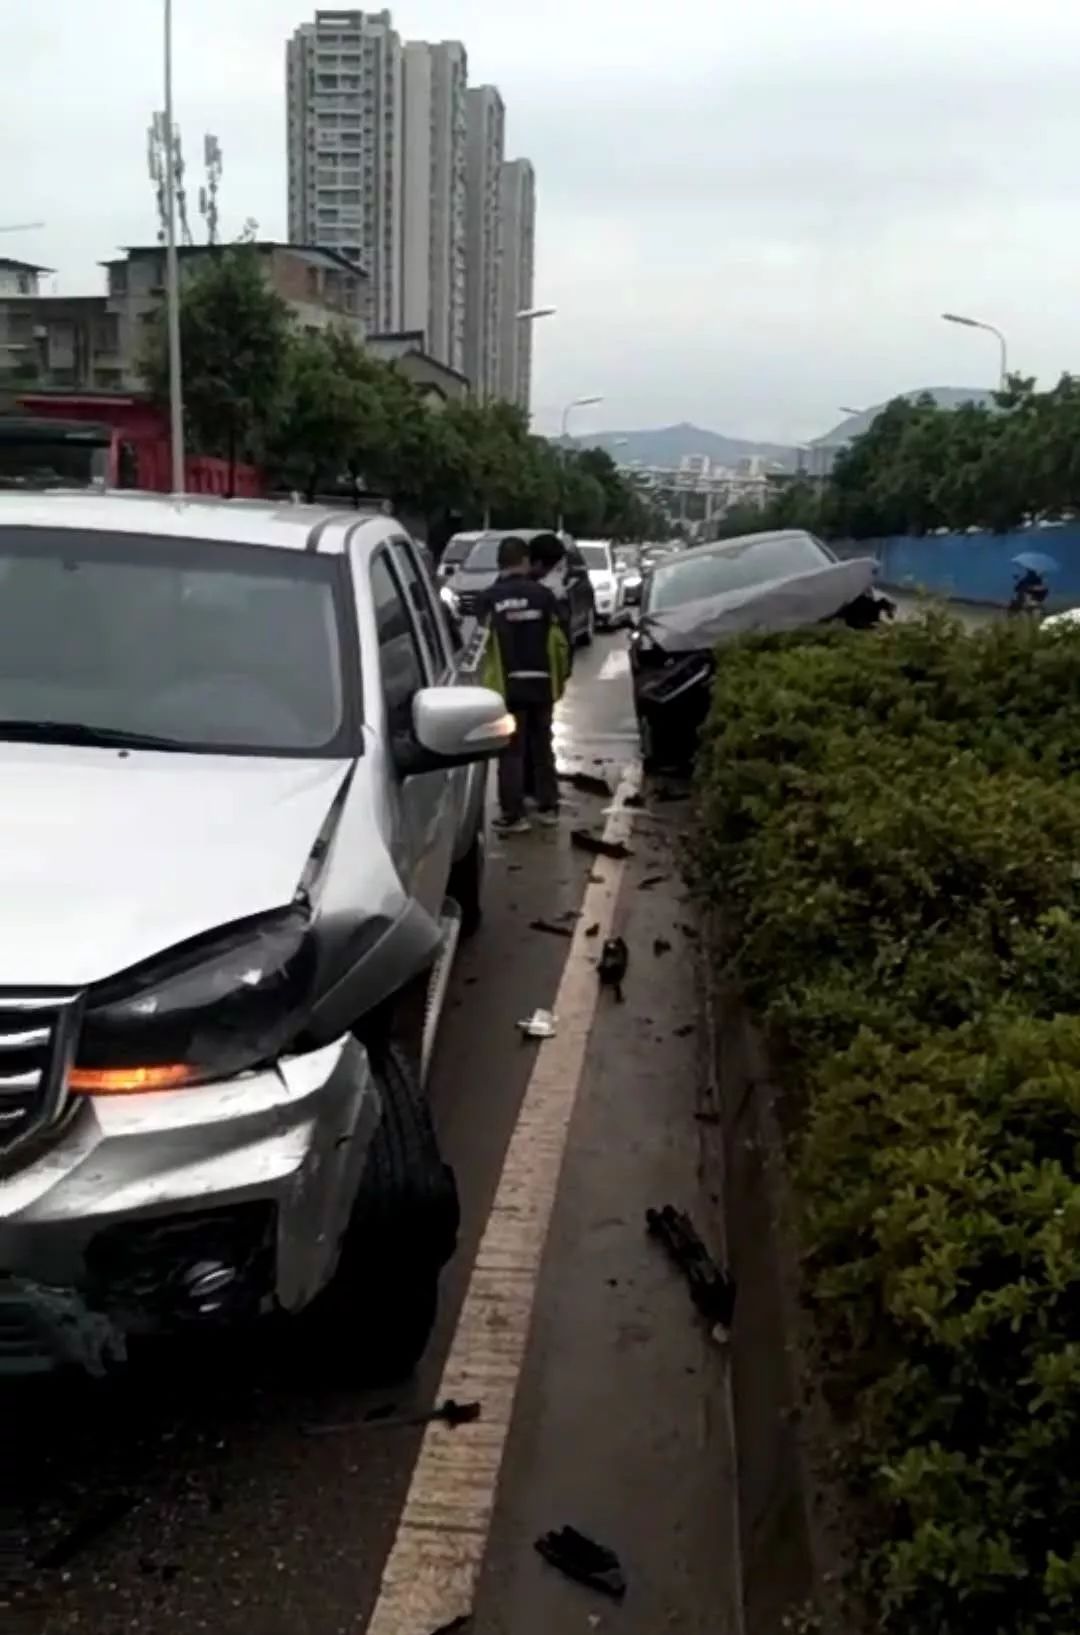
xmin=2 ymin=633 xmax=661 ymax=1635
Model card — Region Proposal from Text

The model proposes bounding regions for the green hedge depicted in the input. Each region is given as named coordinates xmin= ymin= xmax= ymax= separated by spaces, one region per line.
xmin=692 ymin=612 xmax=1080 ymax=1633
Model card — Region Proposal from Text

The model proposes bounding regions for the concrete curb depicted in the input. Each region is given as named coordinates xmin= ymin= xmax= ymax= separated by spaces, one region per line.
xmin=699 ymin=920 xmax=859 ymax=1635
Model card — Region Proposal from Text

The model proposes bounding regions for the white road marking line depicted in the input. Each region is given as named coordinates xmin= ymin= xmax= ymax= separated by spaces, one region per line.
xmin=597 ymin=648 xmax=630 ymax=682
xmin=366 ymin=766 xmax=641 ymax=1635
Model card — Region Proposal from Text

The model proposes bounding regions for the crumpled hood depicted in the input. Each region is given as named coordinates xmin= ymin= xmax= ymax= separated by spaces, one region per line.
xmin=641 ymin=558 xmax=878 ymax=653
xmin=0 ymin=744 xmax=352 ymax=987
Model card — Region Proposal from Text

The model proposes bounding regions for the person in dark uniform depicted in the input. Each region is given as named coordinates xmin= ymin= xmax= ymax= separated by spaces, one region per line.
xmin=478 ymin=536 xmax=570 ymax=834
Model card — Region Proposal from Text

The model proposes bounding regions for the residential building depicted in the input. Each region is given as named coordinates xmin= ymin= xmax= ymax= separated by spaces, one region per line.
xmin=365 ymin=329 xmax=469 ymax=405
xmin=496 ymin=159 xmax=535 ymax=410
xmin=0 ymin=244 xmax=369 ymax=393
xmin=464 ymin=85 xmax=505 ymax=401
xmin=0 ymin=259 xmax=51 ymax=380
xmin=286 ymin=8 xmax=403 ymax=331
xmin=401 ymin=40 xmax=468 ymax=373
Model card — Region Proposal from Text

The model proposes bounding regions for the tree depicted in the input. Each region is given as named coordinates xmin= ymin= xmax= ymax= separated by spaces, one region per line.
xmin=266 ymin=329 xmax=371 ymax=502
xmin=142 ymin=246 xmax=291 ymax=494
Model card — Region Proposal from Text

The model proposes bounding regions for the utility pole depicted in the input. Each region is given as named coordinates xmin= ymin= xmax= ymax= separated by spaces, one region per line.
xmin=163 ymin=0 xmax=185 ymax=493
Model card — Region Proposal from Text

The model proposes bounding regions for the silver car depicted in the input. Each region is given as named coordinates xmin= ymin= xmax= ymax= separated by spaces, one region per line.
xmin=0 ymin=492 xmax=511 ymax=1379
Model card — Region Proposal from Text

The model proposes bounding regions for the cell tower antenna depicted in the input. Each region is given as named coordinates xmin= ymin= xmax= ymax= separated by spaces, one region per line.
xmin=199 ymin=134 xmax=223 ymax=245
xmin=149 ymin=112 xmax=192 ymax=246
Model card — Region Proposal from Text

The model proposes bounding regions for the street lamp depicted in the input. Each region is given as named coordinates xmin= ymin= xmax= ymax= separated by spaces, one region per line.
xmin=163 ymin=0 xmax=185 ymax=493
xmin=561 ymin=394 xmax=604 ymax=441
xmin=0 ymin=222 xmax=45 ymax=235
xmin=838 ymin=406 xmax=865 ymax=417
xmin=517 ymin=306 xmax=556 ymax=322
xmin=556 ymin=396 xmax=604 ymax=532
xmin=942 ymin=312 xmax=1008 ymax=391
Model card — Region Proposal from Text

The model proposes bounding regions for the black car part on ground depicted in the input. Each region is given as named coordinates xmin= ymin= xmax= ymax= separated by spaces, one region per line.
xmin=633 ymin=559 xmax=891 ymax=771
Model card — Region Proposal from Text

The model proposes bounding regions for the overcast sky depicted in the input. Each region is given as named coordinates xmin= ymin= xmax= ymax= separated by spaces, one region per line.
xmin=4 ymin=0 xmax=1080 ymax=442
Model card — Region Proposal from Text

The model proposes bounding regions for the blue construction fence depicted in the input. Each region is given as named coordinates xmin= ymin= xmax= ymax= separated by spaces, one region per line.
xmin=851 ymin=527 xmax=1080 ymax=610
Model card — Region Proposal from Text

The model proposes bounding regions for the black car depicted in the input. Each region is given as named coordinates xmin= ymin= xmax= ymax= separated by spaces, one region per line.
xmin=629 ymin=529 xmax=893 ymax=770
xmin=441 ymin=530 xmax=596 ymax=646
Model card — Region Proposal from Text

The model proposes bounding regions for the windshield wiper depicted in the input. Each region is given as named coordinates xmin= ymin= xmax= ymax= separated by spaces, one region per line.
xmin=0 ymin=719 xmax=190 ymax=752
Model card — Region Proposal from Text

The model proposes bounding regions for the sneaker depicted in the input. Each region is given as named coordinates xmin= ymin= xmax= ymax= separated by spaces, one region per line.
xmin=494 ymin=815 xmax=531 ymax=835
xmin=536 ymin=809 xmax=560 ymax=828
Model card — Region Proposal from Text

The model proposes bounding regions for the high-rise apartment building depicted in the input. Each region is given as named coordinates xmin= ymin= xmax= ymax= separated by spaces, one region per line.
xmin=464 ymin=85 xmax=505 ymax=400
xmin=286 ymin=9 xmax=403 ymax=332
xmin=496 ymin=159 xmax=536 ymax=411
xmin=401 ymin=40 xmax=468 ymax=372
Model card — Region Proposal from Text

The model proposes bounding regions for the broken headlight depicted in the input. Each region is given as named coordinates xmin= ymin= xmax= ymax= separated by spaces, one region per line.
xmin=70 ymin=910 xmax=316 ymax=1094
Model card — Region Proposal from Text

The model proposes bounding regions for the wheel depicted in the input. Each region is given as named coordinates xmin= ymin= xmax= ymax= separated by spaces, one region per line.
xmin=448 ymin=823 xmax=486 ymax=938
xmin=306 ymin=1045 xmax=460 ymax=1383
xmin=576 ymin=604 xmax=595 ymax=648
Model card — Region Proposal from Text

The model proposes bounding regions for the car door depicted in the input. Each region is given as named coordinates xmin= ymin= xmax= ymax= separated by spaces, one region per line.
xmin=369 ymin=542 xmax=456 ymax=922
xmin=563 ymin=542 xmax=592 ymax=635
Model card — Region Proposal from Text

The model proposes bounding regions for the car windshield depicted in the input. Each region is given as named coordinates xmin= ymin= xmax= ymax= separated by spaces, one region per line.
xmin=647 ymin=534 xmax=831 ymax=613
xmin=579 ymin=544 xmax=611 ymax=571
xmin=462 ymin=538 xmax=505 ymax=572
xmin=0 ymin=527 xmax=352 ymax=757
xmin=443 ymin=536 xmax=475 ymax=565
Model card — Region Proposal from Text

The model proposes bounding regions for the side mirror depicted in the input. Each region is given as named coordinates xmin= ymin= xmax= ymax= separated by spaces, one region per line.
xmin=407 ymin=686 xmax=515 ymax=772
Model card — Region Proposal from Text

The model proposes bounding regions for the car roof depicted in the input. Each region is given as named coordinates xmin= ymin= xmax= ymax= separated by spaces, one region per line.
xmin=465 ymin=528 xmax=560 ymax=545
xmin=0 ymin=489 xmax=397 ymax=556
xmin=664 ymin=529 xmax=816 ymax=565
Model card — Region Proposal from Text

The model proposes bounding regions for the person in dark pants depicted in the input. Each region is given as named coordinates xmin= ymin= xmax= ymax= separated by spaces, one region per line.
xmin=478 ymin=536 xmax=570 ymax=835
xmin=522 ymin=534 xmax=571 ymax=806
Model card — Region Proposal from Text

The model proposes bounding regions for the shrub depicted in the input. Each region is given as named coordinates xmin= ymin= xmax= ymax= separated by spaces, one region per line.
xmin=692 ymin=615 xmax=1080 ymax=1632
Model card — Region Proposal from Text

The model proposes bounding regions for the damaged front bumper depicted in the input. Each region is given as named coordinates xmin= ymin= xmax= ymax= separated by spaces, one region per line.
xmin=633 ymin=651 xmax=715 ymax=766
xmin=0 ymin=1035 xmax=380 ymax=1375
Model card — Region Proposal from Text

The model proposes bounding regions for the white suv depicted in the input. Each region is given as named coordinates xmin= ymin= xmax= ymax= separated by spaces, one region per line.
xmin=0 ymin=491 xmax=511 ymax=1380
xmin=577 ymin=538 xmax=624 ymax=628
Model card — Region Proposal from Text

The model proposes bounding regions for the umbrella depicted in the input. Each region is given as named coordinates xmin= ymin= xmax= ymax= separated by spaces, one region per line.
xmin=1012 ymin=551 xmax=1060 ymax=575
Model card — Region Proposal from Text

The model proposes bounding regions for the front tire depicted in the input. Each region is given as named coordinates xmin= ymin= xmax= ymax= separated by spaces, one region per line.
xmin=306 ymin=1045 xmax=459 ymax=1384
xmin=576 ymin=604 xmax=595 ymax=648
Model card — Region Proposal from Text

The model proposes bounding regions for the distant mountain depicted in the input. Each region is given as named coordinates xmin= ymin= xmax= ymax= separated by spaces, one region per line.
xmin=815 ymin=387 xmax=996 ymax=448
xmin=571 ymin=421 xmax=798 ymax=471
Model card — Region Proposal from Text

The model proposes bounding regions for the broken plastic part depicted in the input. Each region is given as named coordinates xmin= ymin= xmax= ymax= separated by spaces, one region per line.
xmin=517 ymin=1009 xmax=558 ymax=1039
xmin=529 ymin=919 xmax=574 ymax=939
xmin=597 ymin=937 xmax=629 ymax=1002
xmin=646 ymin=1205 xmax=736 ymax=1333
xmin=534 ymin=1526 xmax=627 ymax=1601
xmin=570 ymin=830 xmax=633 ymax=860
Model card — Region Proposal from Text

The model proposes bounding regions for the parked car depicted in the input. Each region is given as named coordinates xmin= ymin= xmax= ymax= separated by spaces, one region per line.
xmin=441 ymin=529 xmax=596 ymax=646
xmin=577 ymin=539 xmax=626 ymax=628
xmin=0 ymin=491 xmax=512 ymax=1380
xmin=630 ymin=529 xmax=893 ymax=770
xmin=615 ymin=545 xmax=644 ymax=608
xmin=437 ymin=530 xmax=484 ymax=580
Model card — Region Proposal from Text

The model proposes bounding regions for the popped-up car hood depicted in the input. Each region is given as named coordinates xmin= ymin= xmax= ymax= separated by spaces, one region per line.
xmin=640 ymin=557 xmax=879 ymax=653
xmin=0 ymin=744 xmax=353 ymax=987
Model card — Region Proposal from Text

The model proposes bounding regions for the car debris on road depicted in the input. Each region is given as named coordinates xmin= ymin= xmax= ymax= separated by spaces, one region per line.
xmin=598 ymin=937 xmax=629 ymax=1001
xmin=535 ymin=1525 xmax=627 ymax=1601
xmin=646 ymin=1205 xmax=736 ymax=1341
xmin=570 ymin=829 xmax=633 ymax=860
xmin=529 ymin=918 xmax=575 ymax=939
xmin=517 ymin=1009 xmax=559 ymax=1039
xmin=302 ymin=1397 xmax=482 ymax=1437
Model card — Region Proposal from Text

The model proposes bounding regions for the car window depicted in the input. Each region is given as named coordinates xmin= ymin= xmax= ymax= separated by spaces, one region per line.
xmin=579 ymin=544 xmax=611 ymax=570
xmin=462 ymin=538 xmax=503 ymax=571
xmin=0 ymin=527 xmax=350 ymax=756
xmin=648 ymin=535 xmax=832 ymax=613
xmin=370 ymin=551 xmax=427 ymax=737
xmin=390 ymin=536 xmax=449 ymax=673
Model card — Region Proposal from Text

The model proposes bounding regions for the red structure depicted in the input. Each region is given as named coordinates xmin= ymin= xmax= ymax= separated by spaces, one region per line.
xmin=5 ymin=391 xmax=262 ymax=497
